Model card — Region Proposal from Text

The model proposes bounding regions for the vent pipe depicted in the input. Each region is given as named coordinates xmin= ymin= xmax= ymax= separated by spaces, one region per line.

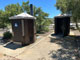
xmin=30 ymin=4 xmax=33 ymax=16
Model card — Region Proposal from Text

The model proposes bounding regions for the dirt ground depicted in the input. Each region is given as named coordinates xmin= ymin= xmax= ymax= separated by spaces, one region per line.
xmin=0 ymin=53 xmax=4 ymax=58
xmin=0 ymin=30 xmax=80 ymax=60
xmin=0 ymin=53 xmax=20 ymax=60
xmin=16 ymin=31 xmax=78 ymax=60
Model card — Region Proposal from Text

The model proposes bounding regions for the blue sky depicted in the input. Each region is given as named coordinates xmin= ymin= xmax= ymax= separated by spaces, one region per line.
xmin=0 ymin=0 xmax=61 ymax=18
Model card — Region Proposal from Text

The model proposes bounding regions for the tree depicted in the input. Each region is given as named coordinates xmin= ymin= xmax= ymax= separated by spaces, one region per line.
xmin=55 ymin=0 xmax=80 ymax=31
xmin=0 ymin=1 xmax=51 ymax=33
xmin=0 ymin=3 xmax=23 ymax=28
xmin=5 ymin=3 xmax=23 ymax=16
xmin=0 ymin=10 xmax=7 ymax=28
xmin=22 ymin=1 xmax=30 ymax=14
xmin=36 ymin=8 xmax=49 ymax=33
xmin=2 ymin=3 xmax=23 ymax=28
xmin=22 ymin=1 xmax=50 ymax=33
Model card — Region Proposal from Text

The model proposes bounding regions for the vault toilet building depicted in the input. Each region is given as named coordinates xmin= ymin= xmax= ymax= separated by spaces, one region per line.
xmin=9 ymin=13 xmax=36 ymax=46
xmin=54 ymin=15 xmax=70 ymax=36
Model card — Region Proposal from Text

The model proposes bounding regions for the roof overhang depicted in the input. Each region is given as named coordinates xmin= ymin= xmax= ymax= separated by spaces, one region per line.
xmin=9 ymin=12 xmax=36 ymax=20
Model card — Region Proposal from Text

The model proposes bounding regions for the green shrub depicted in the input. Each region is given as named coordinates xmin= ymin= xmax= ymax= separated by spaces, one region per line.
xmin=0 ymin=23 xmax=7 ymax=28
xmin=43 ymin=27 xmax=49 ymax=32
xmin=37 ymin=26 xmax=49 ymax=33
xmin=3 ymin=31 xmax=12 ymax=40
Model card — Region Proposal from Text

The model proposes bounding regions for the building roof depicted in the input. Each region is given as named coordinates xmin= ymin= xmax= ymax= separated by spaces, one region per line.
xmin=55 ymin=13 xmax=71 ymax=18
xmin=55 ymin=16 xmax=70 ymax=18
xmin=9 ymin=12 xmax=36 ymax=20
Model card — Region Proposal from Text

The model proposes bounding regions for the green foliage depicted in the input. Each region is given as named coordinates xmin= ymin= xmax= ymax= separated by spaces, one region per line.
xmin=42 ymin=26 xmax=49 ymax=32
xmin=5 ymin=3 xmax=23 ymax=15
xmin=21 ymin=1 xmax=50 ymax=33
xmin=3 ymin=31 xmax=12 ymax=40
xmin=22 ymin=1 xmax=30 ymax=14
xmin=0 ymin=10 xmax=6 ymax=28
xmin=0 ymin=3 xmax=23 ymax=28
xmin=0 ymin=23 xmax=7 ymax=28
xmin=0 ymin=1 xmax=52 ymax=33
xmin=55 ymin=0 xmax=80 ymax=31
xmin=36 ymin=19 xmax=51 ymax=33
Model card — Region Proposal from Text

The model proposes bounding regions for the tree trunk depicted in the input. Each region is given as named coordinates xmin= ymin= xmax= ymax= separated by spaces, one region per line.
xmin=75 ymin=19 xmax=80 ymax=32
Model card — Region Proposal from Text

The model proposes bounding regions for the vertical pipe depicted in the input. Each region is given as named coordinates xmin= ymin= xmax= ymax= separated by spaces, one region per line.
xmin=30 ymin=4 xmax=33 ymax=16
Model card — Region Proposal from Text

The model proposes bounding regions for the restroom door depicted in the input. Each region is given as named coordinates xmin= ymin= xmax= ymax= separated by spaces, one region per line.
xmin=11 ymin=20 xmax=23 ymax=42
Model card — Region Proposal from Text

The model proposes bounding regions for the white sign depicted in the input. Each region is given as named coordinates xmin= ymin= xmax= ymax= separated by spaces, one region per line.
xmin=14 ymin=23 xmax=18 ymax=27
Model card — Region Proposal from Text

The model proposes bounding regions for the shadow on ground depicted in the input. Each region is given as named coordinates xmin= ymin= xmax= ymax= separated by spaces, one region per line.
xmin=49 ymin=34 xmax=80 ymax=60
xmin=4 ymin=42 xmax=22 ymax=50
